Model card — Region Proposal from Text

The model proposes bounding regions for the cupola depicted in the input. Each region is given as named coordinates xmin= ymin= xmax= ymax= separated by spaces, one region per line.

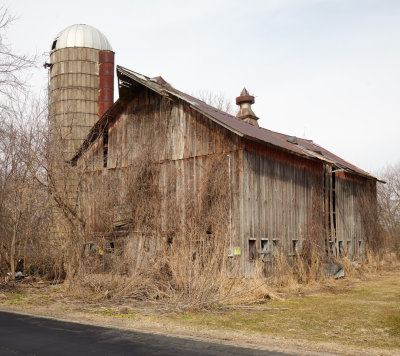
xmin=236 ymin=88 xmax=259 ymax=127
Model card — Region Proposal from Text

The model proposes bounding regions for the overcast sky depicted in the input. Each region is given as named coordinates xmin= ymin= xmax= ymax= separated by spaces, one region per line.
xmin=4 ymin=0 xmax=400 ymax=174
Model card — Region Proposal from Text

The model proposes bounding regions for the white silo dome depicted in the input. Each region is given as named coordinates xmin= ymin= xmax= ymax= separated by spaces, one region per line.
xmin=51 ymin=24 xmax=113 ymax=52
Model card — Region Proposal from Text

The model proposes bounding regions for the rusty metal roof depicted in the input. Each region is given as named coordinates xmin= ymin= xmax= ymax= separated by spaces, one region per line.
xmin=73 ymin=65 xmax=380 ymax=181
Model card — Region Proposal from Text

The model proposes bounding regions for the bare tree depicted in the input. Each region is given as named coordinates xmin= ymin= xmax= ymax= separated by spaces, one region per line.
xmin=0 ymin=93 xmax=50 ymax=277
xmin=194 ymin=90 xmax=235 ymax=115
xmin=378 ymin=162 xmax=400 ymax=256
xmin=0 ymin=6 xmax=43 ymax=278
xmin=0 ymin=7 xmax=36 ymax=111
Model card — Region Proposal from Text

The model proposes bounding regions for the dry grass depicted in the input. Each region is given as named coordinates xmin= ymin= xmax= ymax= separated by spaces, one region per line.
xmin=162 ymin=271 xmax=400 ymax=352
xmin=1 ymin=269 xmax=399 ymax=355
xmin=61 ymin=244 xmax=400 ymax=312
xmin=65 ymin=141 xmax=400 ymax=308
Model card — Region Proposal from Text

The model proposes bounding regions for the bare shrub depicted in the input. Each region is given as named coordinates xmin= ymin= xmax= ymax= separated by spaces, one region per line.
xmin=69 ymin=132 xmax=233 ymax=309
xmin=164 ymin=156 xmax=231 ymax=308
xmin=377 ymin=163 xmax=400 ymax=257
xmin=126 ymin=151 xmax=161 ymax=235
xmin=0 ymin=7 xmax=57 ymax=278
xmin=0 ymin=92 xmax=65 ymax=279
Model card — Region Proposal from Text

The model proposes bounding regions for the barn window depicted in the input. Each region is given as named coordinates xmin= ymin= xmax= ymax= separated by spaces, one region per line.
xmin=103 ymin=131 xmax=108 ymax=168
xmin=87 ymin=243 xmax=96 ymax=256
xmin=260 ymin=239 xmax=271 ymax=262
xmin=51 ymin=40 xmax=57 ymax=50
xmin=248 ymin=239 xmax=257 ymax=260
xmin=162 ymin=231 xmax=174 ymax=245
xmin=327 ymin=167 xmax=337 ymax=242
xmin=332 ymin=171 xmax=337 ymax=233
xmin=260 ymin=238 xmax=269 ymax=253
xmin=347 ymin=241 xmax=352 ymax=254
xmin=338 ymin=240 xmax=344 ymax=256
xmin=358 ymin=240 xmax=363 ymax=255
xmin=292 ymin=239 xmax=299 ymax=253
xmin=329 ymin=240 xmax=334 ymax=255
xmin=143 ymin=238 xmax=150 ymax=252
xmin=272 ymin=238 xmax=280 ymax=253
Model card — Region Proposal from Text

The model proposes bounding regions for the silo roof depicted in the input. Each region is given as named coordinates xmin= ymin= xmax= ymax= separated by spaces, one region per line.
xmin=51 ymin=24 xmax=113 ymax=52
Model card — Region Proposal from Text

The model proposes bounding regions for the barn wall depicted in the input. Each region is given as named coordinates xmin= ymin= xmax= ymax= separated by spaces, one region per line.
xmin=102 ymin=88 xmax=241 ymax=167
xmin=76 ymin=86 xmax=378 ymax=276
xmin=77 ymin=88 xmax=242 ymax=267
xmin=241 ymin=140 xmax=325 ymax=276
xmin=335 ymin=172 xmax=376 ymax=257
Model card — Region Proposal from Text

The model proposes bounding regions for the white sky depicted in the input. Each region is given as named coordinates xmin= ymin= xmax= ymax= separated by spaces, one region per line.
xmin=4 ymin=0 xmax=400 ymax=174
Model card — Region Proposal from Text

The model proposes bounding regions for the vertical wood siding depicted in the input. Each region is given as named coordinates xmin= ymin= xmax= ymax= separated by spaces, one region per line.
xmin=77 ymin=86 xmax=377 ymax=276
xmin=335 ymin=172 xmax=376 ymax=257
xmin=241 ymin=141 xmax=324 ymax=276
xmin=78 ymin=88 xmax=241 ymax=263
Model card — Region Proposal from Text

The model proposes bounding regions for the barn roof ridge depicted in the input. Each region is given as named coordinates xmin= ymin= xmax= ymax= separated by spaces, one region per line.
xmin=71 ymin=64 xmax=380 ymax=182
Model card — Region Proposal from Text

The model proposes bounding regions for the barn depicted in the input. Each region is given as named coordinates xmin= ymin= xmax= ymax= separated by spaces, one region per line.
xmin=49 ymin=25 xmax=379 ymax=277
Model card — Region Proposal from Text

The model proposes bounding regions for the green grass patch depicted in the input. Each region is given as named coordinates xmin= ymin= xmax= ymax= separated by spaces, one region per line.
xmin=94 ymin=307 xmax=138 ymax=319
xmin=7 ymin=293 xmax=28 ymax=305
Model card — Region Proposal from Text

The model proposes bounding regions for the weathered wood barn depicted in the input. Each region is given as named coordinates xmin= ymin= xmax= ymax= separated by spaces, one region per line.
xmin=50 ymin=24 xmax=379 ymax=277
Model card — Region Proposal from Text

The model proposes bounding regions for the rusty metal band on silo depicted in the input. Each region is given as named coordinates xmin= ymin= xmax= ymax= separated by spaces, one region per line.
xmin=98 ymin=50 xmax=115 ymax=118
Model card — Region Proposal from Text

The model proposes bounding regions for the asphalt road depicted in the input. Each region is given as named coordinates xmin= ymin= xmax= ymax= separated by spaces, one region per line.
xmin=0 ymin=311 xmax=295 ymax=356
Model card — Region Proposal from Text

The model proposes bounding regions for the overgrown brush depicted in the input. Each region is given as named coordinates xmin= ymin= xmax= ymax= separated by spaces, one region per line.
xmin=64 ymin=151 xmax=399 ymax=310
xmin=58 ymin=114 xmax=399 ymax=310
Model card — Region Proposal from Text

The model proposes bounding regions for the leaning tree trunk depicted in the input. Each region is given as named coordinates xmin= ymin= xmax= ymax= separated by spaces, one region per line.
xmin=10 ymin=223 xmax=17 ymax=280
xmin=10 ymin=208 xmax=21 ymax=280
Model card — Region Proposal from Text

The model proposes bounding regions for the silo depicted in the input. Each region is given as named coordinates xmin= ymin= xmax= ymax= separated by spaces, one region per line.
xmin=49 ymin=24 xmax=114 ymax=159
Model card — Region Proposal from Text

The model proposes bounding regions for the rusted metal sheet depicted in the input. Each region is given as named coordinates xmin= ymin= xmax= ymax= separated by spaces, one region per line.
xmin=243 ymin=139 xmax=322 ymax=173
xmin=77 ymin=65 xmax=377 ymax=183
xmin=98 ymin=50 xmax=114 ymax=118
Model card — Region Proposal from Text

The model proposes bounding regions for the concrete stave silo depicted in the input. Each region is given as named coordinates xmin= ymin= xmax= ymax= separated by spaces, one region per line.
xmin=49 ymin=24 xmax=114 ymax=159
xmin=47 ymin=24 xmax=115 ymax=243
